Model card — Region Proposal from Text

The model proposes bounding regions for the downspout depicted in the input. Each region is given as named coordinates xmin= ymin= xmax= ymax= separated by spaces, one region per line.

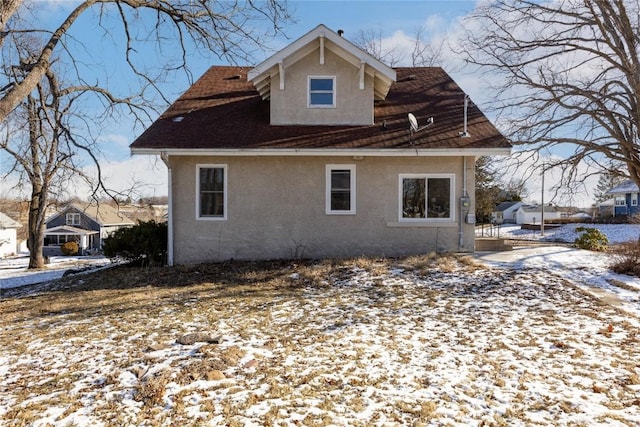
xmin=459 ymin=156 xmax=468 ymax=250
xmin=160 ymin=152 xmax=174 ymax=266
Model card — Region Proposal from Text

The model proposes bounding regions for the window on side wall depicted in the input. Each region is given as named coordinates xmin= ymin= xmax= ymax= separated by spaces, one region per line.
xmin=399 ymin=174 xmax=455 ymax=221
xmin=66 ymin=213 xmax=80 ymax=226
xmin=197 ymin=164 xmax=227 ymax=220
xmin=308 ymin=76 xmax=335 ymax=108
xmin=326 ymin=165 xmax=356 ymax=214
xmin=615 ymin=196 xmax=626 ymax=206
xmin=632 ymin=194 xmax=638 ymax=206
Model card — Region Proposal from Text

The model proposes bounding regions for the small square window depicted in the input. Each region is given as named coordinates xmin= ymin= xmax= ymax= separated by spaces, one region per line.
xmin=66 ymin=213 xmax=80 ymax=226
xmin=309 ymin=76 xmax=335 ymax=108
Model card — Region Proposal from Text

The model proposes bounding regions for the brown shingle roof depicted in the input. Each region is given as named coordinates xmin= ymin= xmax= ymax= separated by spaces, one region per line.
xmin=130 ymin=66 xmax=510 ymax=152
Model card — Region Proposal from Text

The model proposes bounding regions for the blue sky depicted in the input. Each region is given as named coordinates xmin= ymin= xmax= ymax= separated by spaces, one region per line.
xmin=2 ymin=1 xmax=598 ymax=206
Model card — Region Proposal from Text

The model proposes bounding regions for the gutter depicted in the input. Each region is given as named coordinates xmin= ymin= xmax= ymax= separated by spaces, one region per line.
xmin=160 ymin=152 xmax=174 ymax=266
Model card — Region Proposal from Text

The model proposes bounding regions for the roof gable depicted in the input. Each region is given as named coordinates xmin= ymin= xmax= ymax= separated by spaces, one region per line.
xmin=607 ymin=179 xmax=639 ymax=195
xmin=46 ymin=203 xmax=135 ymax=227
xmin=248 ymin=24 xmax=396 ymax=101
xmin=0 ymin=212 xmax=21 ymax=229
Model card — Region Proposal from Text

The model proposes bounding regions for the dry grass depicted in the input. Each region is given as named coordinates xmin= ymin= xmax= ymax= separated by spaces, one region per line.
xmin=1 ymin=255 xmax=639 ymax=426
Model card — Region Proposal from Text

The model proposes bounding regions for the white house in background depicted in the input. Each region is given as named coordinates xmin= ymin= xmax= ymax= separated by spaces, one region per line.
xmin=0 ymin=212 xmax=22 ymax=258
xmin=491 ymin=201 xmax=522 ymax=224
xmin=515 ymin=204 xmax=563 ymax=224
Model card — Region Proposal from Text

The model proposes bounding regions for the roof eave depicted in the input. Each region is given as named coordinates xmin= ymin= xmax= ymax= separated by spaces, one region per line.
xmin=131 ymin=147 xmax=512 ymax=157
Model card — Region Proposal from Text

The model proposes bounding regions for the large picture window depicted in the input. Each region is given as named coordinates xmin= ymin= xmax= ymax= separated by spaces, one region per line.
xmin=326 ymin=164 xmax=356 ymax=214
xmin=197 ymin=164 xmax=227 ymax=220
xmin=308 ymin=76 xmax=336 ymax=108
xmin=400 ymin=174 xmax=454 ymax=221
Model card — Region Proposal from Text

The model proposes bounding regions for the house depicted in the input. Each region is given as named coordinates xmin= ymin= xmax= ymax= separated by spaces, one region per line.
xmin=491 ymin=201 xmax=522 ymax=224
xmin=515 ymin=204 xmax=563 ymax=225
xmin=44 ymin=203 xmax=135 ymax=255
xmin=130 ymin=24 xmax=511 ymax=265
xmin=0 ymin=212 xmax=22 ymax=258
xmin=606 ymin=179 xmax=640 ymax=217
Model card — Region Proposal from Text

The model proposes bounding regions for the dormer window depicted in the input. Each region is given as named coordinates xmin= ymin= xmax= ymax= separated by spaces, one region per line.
xmin=66 ymin=213 xmax=80 ymax=226
xmin=308 ymin=76 xmax=335 ymax=108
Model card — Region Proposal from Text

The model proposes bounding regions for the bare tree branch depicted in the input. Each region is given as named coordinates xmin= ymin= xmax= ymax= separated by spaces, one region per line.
xmin=457 ymin=0 xmax=640 ymax=194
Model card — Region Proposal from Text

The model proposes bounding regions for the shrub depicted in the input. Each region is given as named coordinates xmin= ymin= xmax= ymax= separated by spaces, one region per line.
xmin=611 ymin=239 xmax=640 ymax=277
xmin=574 ymin=227 xmax=609 ymax=251
xmin=103 ymin=220 xmax=168 ymax=266
xmin=60 ymin=241 xmax=79 ymax=256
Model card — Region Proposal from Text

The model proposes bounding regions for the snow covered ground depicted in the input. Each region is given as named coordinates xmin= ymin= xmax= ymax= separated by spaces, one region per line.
xmin=1 ymin=225 xmax=639 ymax=426
xmin=0 ymin=255 xmax=112 ymax=290
xmin=479 ymin=223 xmax=640 ymax=245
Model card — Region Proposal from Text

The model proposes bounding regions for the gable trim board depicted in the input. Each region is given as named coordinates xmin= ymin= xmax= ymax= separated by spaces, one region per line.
xmin=131 ymin=25 xmax=510 ymax=265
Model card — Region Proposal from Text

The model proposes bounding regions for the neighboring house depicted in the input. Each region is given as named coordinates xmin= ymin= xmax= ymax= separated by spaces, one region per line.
xmin=130 ymin=24 xmax=511 ymax=265
xmin=0 ymin=212 xmax=22 ymax=258
xmin=491 ymin=201 xmax=522 ymax=224
xmin=606 ymin=179 xmax=640 ymax=217
xmin=44 ymin=203 xmax=135 ymax=255
xmin=597 ymin=198 xmax=615 ymax=218
xmin=515 ymin=205 xmax=563 ymax=225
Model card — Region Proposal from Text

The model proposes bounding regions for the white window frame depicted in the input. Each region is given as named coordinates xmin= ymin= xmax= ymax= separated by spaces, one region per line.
xmin=196 ymin=164 xmax=227 ymax=220
xmin=615 ymin=196 xmax=626 ymax=206
xmin=632 ymin=194 xmax=638 ymax=206
xmin=308 ymin=76 xmax=336 ymax=108
xmin=326 ymin=164 xmax=356 ymax=215
xmin=66 ymin=213 xmax=80 ymax=226
xmin=398 ymin=174 xmax=455 ymax=222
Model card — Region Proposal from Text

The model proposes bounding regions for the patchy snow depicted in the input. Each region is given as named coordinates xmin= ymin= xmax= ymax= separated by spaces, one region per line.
xmin=482 ymin=223 xmax=640 ymax=244
xmin=0 ymin=255 xmax=112 ymax=290
xmin=1 ymin=225 xmax=640 ymax=425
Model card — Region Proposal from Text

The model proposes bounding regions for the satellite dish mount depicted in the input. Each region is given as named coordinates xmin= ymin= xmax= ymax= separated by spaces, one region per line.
xmin=408 ymin=113 xmax=434 ymax=145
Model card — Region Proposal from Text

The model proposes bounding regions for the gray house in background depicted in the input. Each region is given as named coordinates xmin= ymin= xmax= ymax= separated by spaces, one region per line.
xmin=130 ymin=24 xmax=511 ymax=265
xmin=491 ymin=201 xmax=522 ymax=224
xmin=44 ymin=203 xmax=135 ymax=255
xmin=607 ymin=179 xmax=640 ymax=217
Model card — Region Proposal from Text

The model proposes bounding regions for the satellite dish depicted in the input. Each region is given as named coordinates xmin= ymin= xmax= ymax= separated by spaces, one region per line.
xmin=408 ymin=113 xmax=419 ymax=132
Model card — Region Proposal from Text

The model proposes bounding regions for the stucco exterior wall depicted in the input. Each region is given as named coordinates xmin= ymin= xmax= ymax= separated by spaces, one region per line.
xmin=169 ymin=155 xmax=476 ymax=264
xmin=270 ymin=49 xmax=374 ymax=125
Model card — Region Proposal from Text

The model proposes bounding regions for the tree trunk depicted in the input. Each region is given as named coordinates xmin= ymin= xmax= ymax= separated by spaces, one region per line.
xmin=27 ymin=183 xmax=47 ymax=269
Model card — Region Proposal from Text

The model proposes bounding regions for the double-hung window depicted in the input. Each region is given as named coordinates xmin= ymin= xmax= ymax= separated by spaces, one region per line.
xmin=400 ymin=174 xmax=455 ymax=221
xmin=66 ymin=213 xmax=80 ymax=226
xmin=197 ymin=164 xmax=227 ymax=220
xmin=308 ymin=76 xmax=336 ymax=108
xmin=615 ymin=196 xmax=626 ymax=206
xmin=632 ymin=194 xmax=638 ymax=206
xmin=326 ymin=164 xmax=356 ymax=214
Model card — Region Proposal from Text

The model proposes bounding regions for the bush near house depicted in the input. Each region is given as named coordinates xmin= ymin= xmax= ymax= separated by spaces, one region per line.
xmin=574 ymin=227 xmax=609 ymax=251
xmin=103 ymin=220 xmax=167 ymax=266
xmin=611 ymin=239 xmax=640 ymax=277
xmin=60 ymin=241 xmax=79 ymax=256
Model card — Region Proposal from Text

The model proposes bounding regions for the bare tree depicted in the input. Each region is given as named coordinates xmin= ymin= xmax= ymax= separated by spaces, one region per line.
xmin=1 ymin=1 xmax=291 ymax=268
xmin=458 ymin=0 xmax=640 ymax=191
xmin=352 ymin=26 xmax=405 ymax=67
xmin=0 ymin=0 xmax=290 ymax=122
xmin=410 ymin=25 xmax=445 ymax=67
xmin=352 ymin=25 xmax=445 ymax=67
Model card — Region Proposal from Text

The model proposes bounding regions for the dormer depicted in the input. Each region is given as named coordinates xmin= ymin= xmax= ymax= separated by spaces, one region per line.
xmin=248 ymin=24 xmax=396 ymax=126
